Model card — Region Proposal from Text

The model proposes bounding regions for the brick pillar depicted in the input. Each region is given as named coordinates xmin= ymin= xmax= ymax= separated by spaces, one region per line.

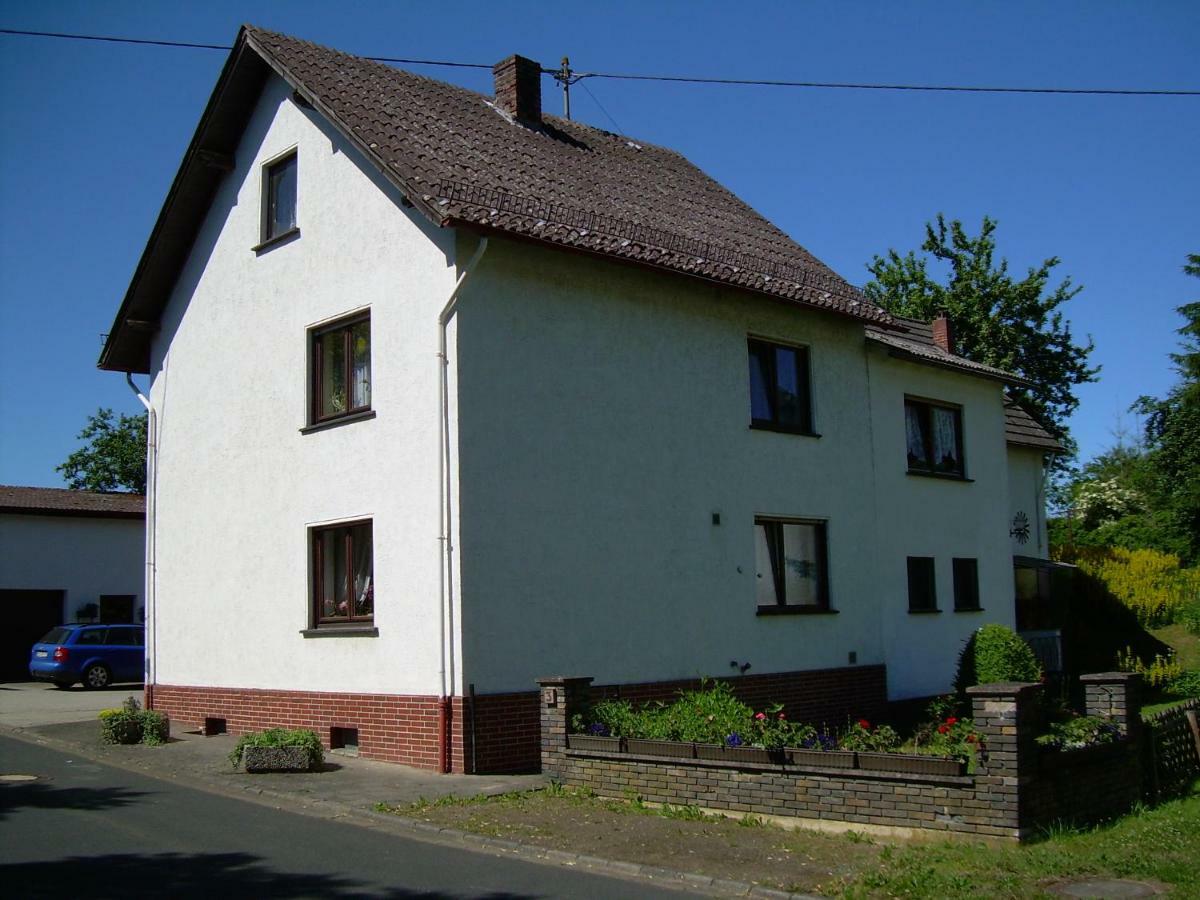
xmin=536 ymin=676 xmax=592 ymax=777
xmin=1080 ymin=672 xmax=1142 ymax=740
xmin=968 ymin=681 xmax=1042 ymax=840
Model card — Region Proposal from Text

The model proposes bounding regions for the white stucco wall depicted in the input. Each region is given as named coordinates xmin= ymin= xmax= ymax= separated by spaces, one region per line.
xmin=146 ymin=75 xmax=459 ymax=694
xmin=1007 ymin=446 xmax=1050 ymax=558
xmin=865 ymin=351 xmax=1016 ymax=699
xmin=0 ymin=514 xmax=145 ymax=621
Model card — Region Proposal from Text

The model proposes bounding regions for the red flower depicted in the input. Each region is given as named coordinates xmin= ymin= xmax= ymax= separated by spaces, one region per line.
xmin=937 ymin=724 xmax=950 ymax=734
xmin=755 ymin=712 xmax=766 ymax=721
xmin=945 ymin=717 xmax=958 ymax=726
xmin=857 ymin=719 xmax=871 ymax=730
xmin=966 ymin=734 xmax=977 ymax=743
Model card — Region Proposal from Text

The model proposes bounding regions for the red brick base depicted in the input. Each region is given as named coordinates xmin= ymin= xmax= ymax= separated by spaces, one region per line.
xmin=149 ymin=665 xmax=887 ymax=775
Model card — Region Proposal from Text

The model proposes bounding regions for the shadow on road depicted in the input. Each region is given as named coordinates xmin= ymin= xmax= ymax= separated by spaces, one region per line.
xmin=1 ymin=851 xmax=540 ymax=899
xmin=0 ymin=781 xmax=149 ymax=822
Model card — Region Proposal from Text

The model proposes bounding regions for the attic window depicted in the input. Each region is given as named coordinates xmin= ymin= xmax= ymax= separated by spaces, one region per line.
xmin=261 ymin=151 xmax=298 ymax=245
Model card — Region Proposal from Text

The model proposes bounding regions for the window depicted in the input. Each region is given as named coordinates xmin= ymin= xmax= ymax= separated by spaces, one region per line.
xmin=262 ymin=152 xmax=297 ymax=243
xmin=754 ymin=518 xmax=829 ymax=611
xmin=904 ymin=398 xmax=964 ymax=476
xmin=748 ymin=339 xmax=813 ymax=434
xmin=953 ymin=558 xmax=981 ymax=611
xmin=906 ymin=557 xmax=938 ymax=612
xmin=312 ymin=520 xmax=373 ymax=625
xmin=310 ymin=314 xmax=371 ymax=423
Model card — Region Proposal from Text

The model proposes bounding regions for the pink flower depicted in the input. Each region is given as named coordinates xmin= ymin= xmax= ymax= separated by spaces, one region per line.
xmin=755 ymin=712 xmax=766 ymax=720
xmin=777 ymin=713 xmax=786 ymax=720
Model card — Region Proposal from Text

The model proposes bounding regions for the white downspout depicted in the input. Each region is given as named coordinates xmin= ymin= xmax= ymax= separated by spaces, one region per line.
xmin=435 ymin=235 xmax=489 ymax=772
xmin=1036 ymin=451 xmax=1057 ymax=556
xmin=125 ymin=373 xmax=156 ymax=704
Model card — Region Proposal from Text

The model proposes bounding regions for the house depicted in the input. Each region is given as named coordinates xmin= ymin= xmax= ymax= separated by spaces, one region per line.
xmin=97 ymin=26 xmax=1059 ymax=772
xmin=0 ymin=486 xmax=145 ymax=681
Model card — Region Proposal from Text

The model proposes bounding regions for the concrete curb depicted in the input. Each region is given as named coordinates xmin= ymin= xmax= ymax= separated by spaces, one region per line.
xmin=1 ymin=722 xmax=819 ymax=899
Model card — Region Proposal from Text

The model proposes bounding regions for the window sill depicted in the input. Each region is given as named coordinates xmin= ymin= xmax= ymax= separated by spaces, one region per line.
xmin=252 ymin=227 xmax=301 ymax=254
xmin=300 ymin=625 xmax=379 ymax=638
xmin=954 ymin=607 xmax=986 ymax=613
xmin=906 ymin=470 xmax=973 ymax=483
xmin=907 ymin=608 xmax=942 ymax=615
xmin=750 ymin=422 xmax=821 ymax=438
xmin=756 ymin=606 xmax=838 ymax=617
xmin=300 ymin=410 xmax=376 ymax=434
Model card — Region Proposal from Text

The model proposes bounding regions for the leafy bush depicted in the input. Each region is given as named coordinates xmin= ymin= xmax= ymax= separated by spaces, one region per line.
xmin=99 ymin=697 xmax=167 ymax=746
xmin=838 ymin=719 xmax=901 ymax=752
xmin=1116 ymin=646 xmax=1183 ymax=688
xmin=229 ymin=728 xmax=324 ymax=769
xmin=955 ymin=624 xmax=1042 ymax=693
xmin=1182 ymin=599 xmax=1200 ymax=636
xmin=1167 ymin=669 xmax=1200 ymax=698
xmin=1035 ymin=715 xmax=1120 ymax=751
xmin=1059 ymin=546 xmax=1200 ymax=627
xmin=905 ymin=696 xmax=981 ymax=762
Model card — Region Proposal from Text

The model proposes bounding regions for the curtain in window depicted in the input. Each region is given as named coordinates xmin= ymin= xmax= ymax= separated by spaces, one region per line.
xmin=905 ymin=404 xmax=927 ymax=465
xmin=352 ymin=524 xmax=373 ymax=616
xmin=932 ymin=407 xmax=959 ymax=470
xmin=351 ymin=320 xmax=370 ymax=409
xmin=754 ymin=523 xmax=779 ymax=606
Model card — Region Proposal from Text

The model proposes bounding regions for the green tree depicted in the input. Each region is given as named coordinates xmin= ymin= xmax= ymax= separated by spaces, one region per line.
xmin=864 ymin=215 xmax=1098 ymax=455
xmin=1132 ymin=254 xmax=1200 ymax=563
xmin=57 ymin=408 xmax=148 ymax=494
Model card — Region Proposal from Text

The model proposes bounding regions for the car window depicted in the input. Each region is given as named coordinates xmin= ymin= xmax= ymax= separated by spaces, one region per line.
xmin=38 ymin=627 xmax=72 ymax=645
xmin=75 ymin=629 xmax=105 ymax=645
xmin=105 ymin=628 xmax=143 ymax=646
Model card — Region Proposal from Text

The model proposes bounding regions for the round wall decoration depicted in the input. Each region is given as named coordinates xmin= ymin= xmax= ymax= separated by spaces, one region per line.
xmin=1010 ymin=511 xmax=1031 ymax=544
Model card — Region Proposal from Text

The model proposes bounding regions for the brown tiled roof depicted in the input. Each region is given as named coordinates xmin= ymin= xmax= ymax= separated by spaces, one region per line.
xmin=0 ymin=486 xmax=145 ymax=519
xmin=1003 ymin=397 xmax=1065 ymax=452
xmin=865 ymin=315 xmax=1033 ymax=388
xmin=99 ymin=25 xmax=895 ymax=373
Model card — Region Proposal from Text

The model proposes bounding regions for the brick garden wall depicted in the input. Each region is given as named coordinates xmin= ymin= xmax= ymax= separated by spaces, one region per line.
xmin=539 ymin=673 xmax=1147 ymax=842
xmin=147 ymin=664 xmax=886 ymax=774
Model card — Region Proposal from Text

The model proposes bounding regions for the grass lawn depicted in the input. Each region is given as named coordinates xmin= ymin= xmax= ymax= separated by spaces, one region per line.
xmin=378 ymin=778 xmax=1200 ymax=898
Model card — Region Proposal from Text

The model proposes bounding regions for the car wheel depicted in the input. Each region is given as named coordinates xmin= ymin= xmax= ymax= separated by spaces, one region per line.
xmin=53 ymin=681 xmax=74 ymax=690
xmin=83 ymin=664 xmax=111 ymax=690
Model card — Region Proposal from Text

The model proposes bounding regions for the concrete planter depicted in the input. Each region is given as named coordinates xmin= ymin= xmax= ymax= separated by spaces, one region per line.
xmin=566 ymin=734 xmax=623 ymax=752
xmin=625 ymin=739 xmax=695 ymax=759
xmin=242 ymin=745 xmax=320 ymax=773
xmin=785 ymin=748 xmax=857 ymax=768
xmin=856 ymin=751 xmax=966 ymax=776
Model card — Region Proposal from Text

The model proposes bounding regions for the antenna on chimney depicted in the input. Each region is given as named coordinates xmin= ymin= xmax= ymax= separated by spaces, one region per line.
xmin=553 ymin=56 xmax=583 ymax=119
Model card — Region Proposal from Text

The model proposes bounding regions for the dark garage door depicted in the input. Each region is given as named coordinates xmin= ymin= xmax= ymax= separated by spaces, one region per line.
xmin=1 ymin=589 xmax=65 ymax=682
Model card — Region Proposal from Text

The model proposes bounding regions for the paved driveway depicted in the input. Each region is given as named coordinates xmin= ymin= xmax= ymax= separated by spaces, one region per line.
xmin=0 ymin=682 xmax=142 ymax=728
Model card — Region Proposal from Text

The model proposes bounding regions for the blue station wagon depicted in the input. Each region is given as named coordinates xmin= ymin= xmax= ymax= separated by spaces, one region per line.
xmin=29 ymin=624 xmax=145 ymax=689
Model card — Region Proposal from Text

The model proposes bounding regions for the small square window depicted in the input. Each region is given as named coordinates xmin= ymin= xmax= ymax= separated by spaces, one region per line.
xmin=907 ymin=556 xmax=938 ymax=612
xmin=754 ymin=518 xmax=829 ymax=611
xmin=748 ymin=339 xmax=813 ymax=434
xmin=263 ymin=152 xmax=297 ymax=242
xmin=904 ymin=398 xmax=964 ymax=477
xmin=953 ymin=558 xmax=981 ymax=611
xmin=312 ymin=520 xmax=373 ymax=625
xmin=310 ymin=314 xmax=371 ymax=423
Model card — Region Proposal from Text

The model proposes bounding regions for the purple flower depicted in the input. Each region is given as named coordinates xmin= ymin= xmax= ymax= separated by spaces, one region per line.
xmin=588 ymin=722 xmax=610 ymax=736
xmin=725 ymin=732 xmax=744 ymax=747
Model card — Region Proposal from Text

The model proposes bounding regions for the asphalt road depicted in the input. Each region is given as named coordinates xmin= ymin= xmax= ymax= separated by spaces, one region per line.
xmin=0 ymin=735 xmax=699 ymax=899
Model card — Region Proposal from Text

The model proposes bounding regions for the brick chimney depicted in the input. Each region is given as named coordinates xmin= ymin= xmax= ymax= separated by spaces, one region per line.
xmin=932 ymin=313 xmax=955 ymax=355
xmin=493 ymin=55 xmax=542 ymax=123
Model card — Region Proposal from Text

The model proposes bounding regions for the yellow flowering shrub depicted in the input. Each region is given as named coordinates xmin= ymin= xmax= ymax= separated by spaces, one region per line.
xmin=1056 ymin=546 xmax=1200 ymax=627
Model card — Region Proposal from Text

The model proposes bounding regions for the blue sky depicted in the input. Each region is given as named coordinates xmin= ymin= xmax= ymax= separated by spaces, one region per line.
xmin=1 ymin=1 xmax=1196 ymax=488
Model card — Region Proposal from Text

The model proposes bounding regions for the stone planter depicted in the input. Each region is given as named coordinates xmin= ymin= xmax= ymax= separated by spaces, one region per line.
xmin=566 ymin=734 xmax=624 ymax=752
xmin=785 ymin=748 xmax=857 ymax=768
xmin=695 ymin=744 xmax=780 ymax=765
xmin=242 ymin=745 xmax=319 ymax=773
xmin=855 ymin=751 xmax=966 ymax=776
xmin=625 ymin=739 xmax=695 ymax=759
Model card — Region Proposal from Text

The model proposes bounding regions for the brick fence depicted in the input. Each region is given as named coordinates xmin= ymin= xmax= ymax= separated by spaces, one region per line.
xmin=538 ymin=672 xmax=1146 ymax=842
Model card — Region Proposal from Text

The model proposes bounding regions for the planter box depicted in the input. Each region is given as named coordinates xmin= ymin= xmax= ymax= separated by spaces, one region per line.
xmin=566 ymin=734 xmax=624 ymax=753
xmin=695 ymin=744 xmax=779 ymax=765
xmin=855 ymin=752 xmax=966 ymax=776
xmin=785 ymin=748 xmax=857 ymax=768
xmin=625 ymin=739 xmax=695 ymax=759
xmin=242 ymin=746 xmax=320 ymax=773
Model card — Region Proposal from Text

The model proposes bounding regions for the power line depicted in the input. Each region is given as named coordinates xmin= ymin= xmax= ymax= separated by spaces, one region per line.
xmin=3 ymin=26 xmax=1197 ymax=96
